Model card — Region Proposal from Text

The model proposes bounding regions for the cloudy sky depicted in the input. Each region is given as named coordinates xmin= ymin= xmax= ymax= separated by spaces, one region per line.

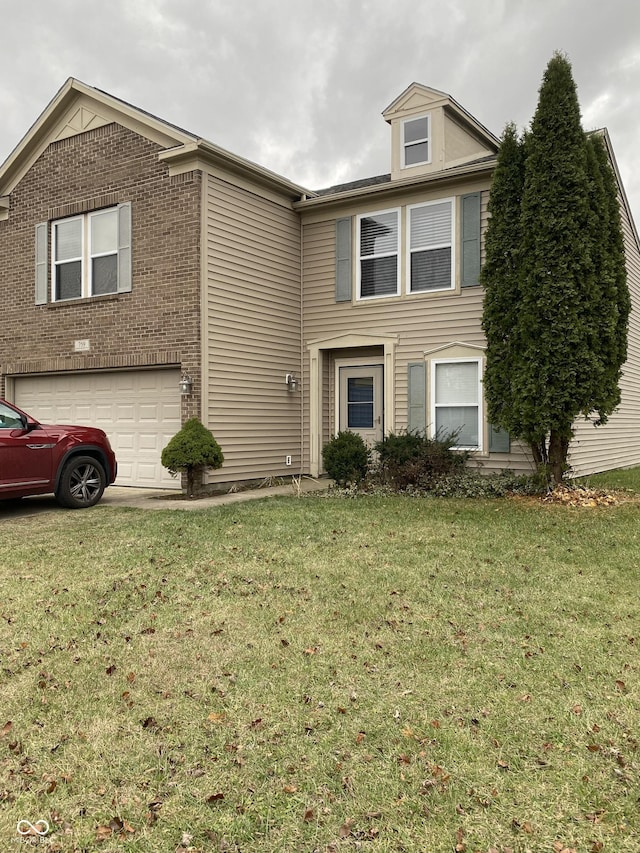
xmin=1 ymin=0 xmax=639 ymax=219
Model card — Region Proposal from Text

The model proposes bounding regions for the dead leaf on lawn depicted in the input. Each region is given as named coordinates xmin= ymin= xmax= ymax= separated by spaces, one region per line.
xmin=206 ymin=792 xmax=225 ymax=804
xmin=339 ymin=819 xmax=355 ymax=838
xmin=207 ymin=712 xmax=226 ymax=723
xmin=303 ymin=807 xmax=315 ymax=822
xmin=95 ymin=825 xmax=112 ymax=842
xmin=1 ymin=721 xmax=12 ymax=738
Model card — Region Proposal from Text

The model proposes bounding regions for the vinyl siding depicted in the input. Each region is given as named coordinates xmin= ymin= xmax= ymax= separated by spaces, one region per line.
xmin=301 ymin=186 xmax=533 ymax=475
xmin=569 ymin=194 xmax=640 ymax=475
xmin=205 ymin=174 xmax=302 ymax=482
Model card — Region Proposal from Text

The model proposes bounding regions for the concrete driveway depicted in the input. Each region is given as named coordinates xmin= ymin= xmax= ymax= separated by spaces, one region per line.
xmin=0 ymin=478 xmax=331 ymax=519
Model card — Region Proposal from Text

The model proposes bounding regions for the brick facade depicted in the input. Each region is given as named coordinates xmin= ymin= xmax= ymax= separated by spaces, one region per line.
xmin=0 ymin=123 xmax=202 ymax=422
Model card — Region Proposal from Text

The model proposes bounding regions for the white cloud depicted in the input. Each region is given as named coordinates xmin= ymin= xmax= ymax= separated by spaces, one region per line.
xmin=0 ymin=0 xmax=639 ymax=219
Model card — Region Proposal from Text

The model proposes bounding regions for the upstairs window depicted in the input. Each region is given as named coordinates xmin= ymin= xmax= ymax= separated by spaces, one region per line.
xmin=357 ymin=209 xmax=400 ymax=299
xmin=402 ymin=115 xmax=430 ymax=168
xmin=36 ymin=202 xmax=131 ymax=305
xmin=53 ymin=208 xmax=118 ymax=301
xmin=408 ymin=199 xmax=454 ymax=292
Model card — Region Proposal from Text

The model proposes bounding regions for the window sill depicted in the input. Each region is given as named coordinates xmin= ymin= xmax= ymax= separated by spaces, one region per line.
xmin=44 ymin=293 xmax=123 ymax=308
xmin=354 ymin=286 xmax=459 ymax=305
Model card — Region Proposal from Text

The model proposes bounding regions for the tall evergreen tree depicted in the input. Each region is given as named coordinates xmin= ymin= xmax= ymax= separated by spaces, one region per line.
xmin=481 ymin=52 xmax=629 ymax=483
xmin=585 ymin=132 xmax=630 ymax=422
xmin=481 ymin=123 xmax=525 ymax=432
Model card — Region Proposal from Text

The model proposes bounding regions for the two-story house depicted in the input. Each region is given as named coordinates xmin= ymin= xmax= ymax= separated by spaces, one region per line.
xmin=1 ymin=79 xmax=638 ymax=488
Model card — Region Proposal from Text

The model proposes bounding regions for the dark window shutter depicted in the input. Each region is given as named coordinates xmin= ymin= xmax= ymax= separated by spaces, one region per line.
xmin=461 ymin=192 xmax=481 ymax=287
xmin=35 ymin=222 xmax=48 ymax=305
xmin=117 ymin=202 xmax=132 ymax=293
xmin=335 ymin=217 xmax=352 ymax=302
xmin=407 ymin=361 xmax=426 ymax=434
xmin=489 ymin=423 xmax=510 ymax=453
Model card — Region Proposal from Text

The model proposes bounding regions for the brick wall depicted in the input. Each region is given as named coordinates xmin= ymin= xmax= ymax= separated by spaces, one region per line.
xmin=0 ymin=123 xmax=202 ymax=422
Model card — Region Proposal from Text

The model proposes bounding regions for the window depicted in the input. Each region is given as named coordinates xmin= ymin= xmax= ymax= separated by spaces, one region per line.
xmin=402 ymin=115 xmax=430 ymax=168
xmin=432 ymin=358 xmax=482 ymax=450
xmin=347 ymin=376 xmax=375 ymax=428
xmin=408 ymin=199 xmax=454 ymax=292
xmin=357 ymin=208 xmax=400 ymax=299
xmin=36 ymin=203 xmax=131 ymax=305
xmin=53 ymin=208 xmax=118 ymax=301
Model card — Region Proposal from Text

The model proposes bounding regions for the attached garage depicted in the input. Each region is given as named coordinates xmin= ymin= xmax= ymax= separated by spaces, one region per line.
xmin=13 ymin=369 xmax=182 ymax=488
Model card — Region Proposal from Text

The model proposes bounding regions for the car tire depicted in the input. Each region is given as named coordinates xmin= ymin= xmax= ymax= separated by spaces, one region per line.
xmin=55 ymin=456 xmax=107 ymax=509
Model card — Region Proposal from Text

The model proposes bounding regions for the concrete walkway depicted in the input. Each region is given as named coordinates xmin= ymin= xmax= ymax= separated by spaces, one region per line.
xmin=101 ymin=476 xmax=332 ymax=510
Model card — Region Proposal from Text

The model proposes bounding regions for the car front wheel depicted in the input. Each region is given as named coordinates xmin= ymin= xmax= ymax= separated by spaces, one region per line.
xmin=56 ymin=456 xmax=107 ymax=509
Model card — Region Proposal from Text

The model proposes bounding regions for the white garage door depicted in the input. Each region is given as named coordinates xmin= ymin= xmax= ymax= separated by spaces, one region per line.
xmin=14 ymin=370 xmax=182 ymax=488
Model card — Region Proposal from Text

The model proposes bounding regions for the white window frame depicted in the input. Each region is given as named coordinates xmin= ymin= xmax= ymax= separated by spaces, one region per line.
xmin=406 ymin=198 xmax=455 ymax=294
xmin=431 ymin=357 xmax=483 ymax=451
xmin=356 ymin=207 xmax=401 ymax=300
xmin=51 ymin=207 xmax=118 ymax=302
xmin=401 ymin=113 xmax=431 ymax=169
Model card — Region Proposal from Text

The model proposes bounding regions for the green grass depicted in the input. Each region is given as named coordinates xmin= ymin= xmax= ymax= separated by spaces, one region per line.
xmin=0 ymin=488 xmax=639 ymax=852
xmin=577 ymin=465 xmax=640 ymax=493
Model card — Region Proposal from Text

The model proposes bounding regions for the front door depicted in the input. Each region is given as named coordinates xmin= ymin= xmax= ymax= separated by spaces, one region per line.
xmin=338 ymin=365 xmax=384 ymax=446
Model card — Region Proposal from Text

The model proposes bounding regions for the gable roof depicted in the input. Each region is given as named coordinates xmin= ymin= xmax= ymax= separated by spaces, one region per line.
xmin=383 ymin=82 xmax=500 ymax=151
xmin=0 ymin=78 xmax=313 ymax=200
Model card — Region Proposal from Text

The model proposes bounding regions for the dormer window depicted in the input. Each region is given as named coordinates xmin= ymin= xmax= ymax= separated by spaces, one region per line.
xmin=402 ymin=114 xmax=431 ymax=168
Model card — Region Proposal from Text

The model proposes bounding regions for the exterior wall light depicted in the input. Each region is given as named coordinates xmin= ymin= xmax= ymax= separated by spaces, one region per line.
xmin=285 ymin=373 xmax=299 ymax=392
xmin=179 ymin=372 xmax=194 ymax=395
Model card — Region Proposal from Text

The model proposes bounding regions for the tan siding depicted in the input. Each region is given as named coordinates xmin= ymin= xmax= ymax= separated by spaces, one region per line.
xmin=205 ymin=174 xmax=302 ymax=482
xmin=570 ymin=197 xmax=640 ymax=474
xmin=301 ymin=186 xmax=533 ymax=476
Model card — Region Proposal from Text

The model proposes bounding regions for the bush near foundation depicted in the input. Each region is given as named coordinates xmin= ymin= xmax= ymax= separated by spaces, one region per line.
xmin=374 ymin=430 xmax=466 ymax=491
xmin=161 ymin=418 xmax=224 ymax=496
xmin=322 ymin=431 xmax=370 ymax=487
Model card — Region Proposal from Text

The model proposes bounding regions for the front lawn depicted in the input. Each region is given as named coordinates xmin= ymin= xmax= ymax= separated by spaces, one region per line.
xmin=0 ymin=491 xmax=638 ymax=851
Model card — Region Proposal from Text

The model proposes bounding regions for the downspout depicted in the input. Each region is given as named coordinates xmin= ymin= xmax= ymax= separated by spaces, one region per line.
xmin=299 ymin=209 xmax=305 ymax=477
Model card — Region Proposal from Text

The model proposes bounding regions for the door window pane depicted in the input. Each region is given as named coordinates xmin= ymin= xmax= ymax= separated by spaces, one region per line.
xmin=347 ymin=377 xmax=374 ymax=428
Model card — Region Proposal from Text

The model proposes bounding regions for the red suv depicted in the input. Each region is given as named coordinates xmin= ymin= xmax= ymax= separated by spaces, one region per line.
xmin=0 ymin=399 xmax=117 ymax=508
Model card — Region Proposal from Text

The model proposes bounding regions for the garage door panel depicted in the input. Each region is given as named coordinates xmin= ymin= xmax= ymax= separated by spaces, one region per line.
xmin=14 ymin=370 xmax=182 ymax=488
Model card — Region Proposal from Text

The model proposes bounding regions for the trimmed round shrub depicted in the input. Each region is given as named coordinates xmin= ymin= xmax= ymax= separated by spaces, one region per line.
xmin=161 ymin=417 xmax=224 ymax=496
xmin=322 ymin=431 xmax=370 ymax=487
